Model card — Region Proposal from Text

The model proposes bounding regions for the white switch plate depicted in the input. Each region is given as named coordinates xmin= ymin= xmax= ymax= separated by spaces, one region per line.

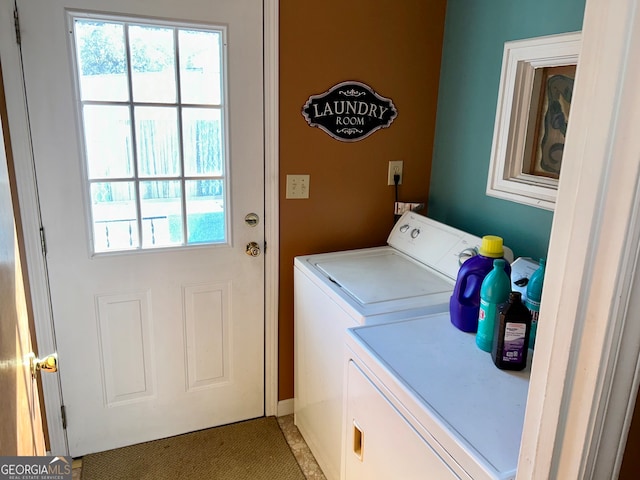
xmin=286 ymin=174 xmax=310 ymax=199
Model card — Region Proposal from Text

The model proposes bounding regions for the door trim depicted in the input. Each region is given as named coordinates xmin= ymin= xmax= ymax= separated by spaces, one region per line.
xmin=0 ymin=0 xmax=278 ymax=455
xmin=264 ymin=0 xmax=279 ymax=419
xmin=0 ymin=0 xmax=67 ymax=453
xmin=517 ymin=0 xmax=640 ymax=478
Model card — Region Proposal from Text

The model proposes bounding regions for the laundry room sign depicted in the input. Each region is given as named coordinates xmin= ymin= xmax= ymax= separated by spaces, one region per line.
xmin=302 ymin=81 xmax=398 ymax=142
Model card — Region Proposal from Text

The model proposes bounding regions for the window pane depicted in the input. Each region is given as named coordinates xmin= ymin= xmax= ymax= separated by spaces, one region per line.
xmin=129 ymin=25 xmax=176 ymax=103
xmin=74 ymin=20 xmax=129 ymax=102
xmin=83 ymin=105 xmax=133 ymax=179
xmin=135 ymin=106 xmax=180 ymax=177
xmin=91 ymin=182 xmax=139 ymax=252
xmin=186 ymin=180 xmax=225 ymax=244
xmin=140 ymin=181 xmax=182 ymax=247
xmin=72 ymin=15 xmax=229 ymax=253
xmin=179 ymin=30 xmax=222 ymax=105
xmin=183 ymin=108 xmax=223 ymax=176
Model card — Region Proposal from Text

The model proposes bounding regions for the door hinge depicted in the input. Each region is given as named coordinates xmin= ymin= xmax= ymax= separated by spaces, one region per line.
xmin=61 ymin=405 xmax=67 ymax=430
xmin=13 ymin=7 xmax=20 ymax=45
xmin=39 ymin=227 xmax=47 ymax=256
xmin=264 ymin=240 xmax=267 ymax=254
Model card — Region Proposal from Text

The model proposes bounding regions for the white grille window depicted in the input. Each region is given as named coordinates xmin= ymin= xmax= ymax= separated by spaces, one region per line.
xmin=71 ymin=16 xmax=227 ymax=253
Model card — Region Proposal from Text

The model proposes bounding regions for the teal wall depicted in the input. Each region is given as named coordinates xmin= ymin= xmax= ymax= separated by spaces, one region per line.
xmin=428 ymin=0 xmax=586 ymax=259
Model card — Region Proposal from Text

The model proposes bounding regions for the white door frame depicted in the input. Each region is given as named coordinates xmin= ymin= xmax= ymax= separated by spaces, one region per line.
xmin=517 ymin=0 xmax=640 ymax=478
xmin=263 ymin=0 xmax=279 ymax=422
xmin=0 ymin=0 xmax=279 ymax=455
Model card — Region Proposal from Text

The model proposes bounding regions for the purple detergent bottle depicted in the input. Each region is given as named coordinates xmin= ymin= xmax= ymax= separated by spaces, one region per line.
xmin=449 ymin=235 xmax=511 ymax=332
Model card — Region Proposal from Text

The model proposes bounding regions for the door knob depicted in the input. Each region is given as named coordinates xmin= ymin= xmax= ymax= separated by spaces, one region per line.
xmin=29 ymin=353 xmax=58 ymax=378
xmin=246 ymin=241 xmax=261 ymax=257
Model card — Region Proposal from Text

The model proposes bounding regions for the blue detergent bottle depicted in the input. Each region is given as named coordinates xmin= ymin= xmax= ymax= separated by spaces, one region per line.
xmin=450 ymin=235 xmax=511 ymax=333
xmin=476 ymin=259 xmax=511 ymax=352
xmin=525 ymin=258 xmax=546 ymax=349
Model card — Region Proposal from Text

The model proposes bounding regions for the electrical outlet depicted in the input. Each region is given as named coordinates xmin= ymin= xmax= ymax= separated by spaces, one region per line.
xmin=388 ymin=160 xmax=403 ymax=185
xmin=286 ymin=174 xmax=310 ymax=199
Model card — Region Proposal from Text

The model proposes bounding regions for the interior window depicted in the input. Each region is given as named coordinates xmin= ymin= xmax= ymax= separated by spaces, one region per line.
xmin=71 ymin=16 xmax=227 ymax=253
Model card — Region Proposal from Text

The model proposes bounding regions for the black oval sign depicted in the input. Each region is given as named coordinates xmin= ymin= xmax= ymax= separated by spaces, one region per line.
xmin=302 ymin=81 xmax=398 ymax=142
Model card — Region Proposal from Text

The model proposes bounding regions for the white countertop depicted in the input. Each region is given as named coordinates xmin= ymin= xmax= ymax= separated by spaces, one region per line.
xmin=347 ymin=313 xmax=531 ymax=479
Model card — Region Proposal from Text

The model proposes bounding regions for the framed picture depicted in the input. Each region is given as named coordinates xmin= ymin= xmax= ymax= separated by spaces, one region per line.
xmin=486 ymin=32 xmax=581 ymax=210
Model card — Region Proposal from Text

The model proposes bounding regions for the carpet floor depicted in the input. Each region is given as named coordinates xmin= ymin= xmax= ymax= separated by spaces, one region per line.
xmin=81 ymin=417 xmax=306 ymax=480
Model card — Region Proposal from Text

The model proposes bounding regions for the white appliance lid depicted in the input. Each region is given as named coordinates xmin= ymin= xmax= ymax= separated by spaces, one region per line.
xmin=315 ymin=250 xmax=452 ymax=305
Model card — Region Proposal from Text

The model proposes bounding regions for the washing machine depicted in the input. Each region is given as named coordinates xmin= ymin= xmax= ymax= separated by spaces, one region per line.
xmin=293 ymin=211 xmax=513 ymax=480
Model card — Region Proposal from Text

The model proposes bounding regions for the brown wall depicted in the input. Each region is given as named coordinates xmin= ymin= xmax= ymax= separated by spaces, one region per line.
xmin=620 ymin=387 xmax=640 ymax=477
xmin=278 ymin=0 xmax=447 ymax=400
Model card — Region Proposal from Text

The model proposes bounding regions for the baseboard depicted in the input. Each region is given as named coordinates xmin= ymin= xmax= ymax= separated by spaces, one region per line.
xmin=277 ymin=398 xmax=294 ymax=417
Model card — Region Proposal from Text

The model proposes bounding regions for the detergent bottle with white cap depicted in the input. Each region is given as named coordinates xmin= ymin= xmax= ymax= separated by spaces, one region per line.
xmin=450 ymin=235 xmax=511 ymax=333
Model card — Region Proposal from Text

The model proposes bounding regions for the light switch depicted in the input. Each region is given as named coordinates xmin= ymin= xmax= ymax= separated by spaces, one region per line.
xmin=286 ymin=174 xmax=310 ymax=199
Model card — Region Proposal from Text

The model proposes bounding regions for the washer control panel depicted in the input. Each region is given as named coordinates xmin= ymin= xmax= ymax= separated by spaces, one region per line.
xmin=387 ymin=212 xmax=483 ymax=280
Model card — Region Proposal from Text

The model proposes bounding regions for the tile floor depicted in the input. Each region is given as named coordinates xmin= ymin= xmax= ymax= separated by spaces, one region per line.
xmin=277 ymin=414 xmax=327 ymax=480
xmin=71 ymin=414 xmax=326 ymax=480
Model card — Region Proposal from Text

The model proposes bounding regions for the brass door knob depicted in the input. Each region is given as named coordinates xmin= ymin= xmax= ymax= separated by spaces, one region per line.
xmin=246 ymin=241 xmax=261 ymax=257
xmin=29 ymin=353 xmax=58 ymax=378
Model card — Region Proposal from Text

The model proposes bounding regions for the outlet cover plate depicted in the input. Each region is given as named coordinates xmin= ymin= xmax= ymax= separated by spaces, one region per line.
xmin=388 ymin=161 xmax=403 ymax=185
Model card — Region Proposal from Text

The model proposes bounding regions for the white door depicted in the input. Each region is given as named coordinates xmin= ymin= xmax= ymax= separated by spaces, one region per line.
xmin=16 ymin=0 xmax=264 ymax=456
xmin=0 ymin=75 xmax=47 ymax=457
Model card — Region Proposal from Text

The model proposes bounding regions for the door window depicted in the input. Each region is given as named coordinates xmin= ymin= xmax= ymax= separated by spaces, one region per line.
xmin=71 ymin=15 xmax=227 ymax=253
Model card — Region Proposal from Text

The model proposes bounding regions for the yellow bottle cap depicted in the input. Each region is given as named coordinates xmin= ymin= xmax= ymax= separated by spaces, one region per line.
xmin=479 ymin=235 xmax=504 ymax=258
